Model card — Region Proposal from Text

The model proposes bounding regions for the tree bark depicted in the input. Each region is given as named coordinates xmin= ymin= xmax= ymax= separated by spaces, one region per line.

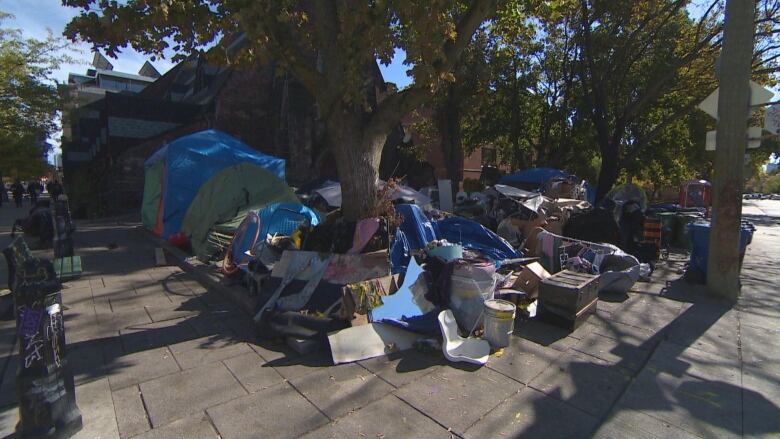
xmin=327 ymin=114 xmax=387 ymax=221
xmin=438 ymin=85 xmax=464 ymax=190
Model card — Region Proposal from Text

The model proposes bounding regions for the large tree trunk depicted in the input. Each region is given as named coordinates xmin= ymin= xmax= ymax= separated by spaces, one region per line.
xmin=437 ymin=86 xmax=464 ymax=190
xmin=327 ymin=114 xmax=386 ymax=221
xmin=596 ymin=139 xmax=620 ymax=202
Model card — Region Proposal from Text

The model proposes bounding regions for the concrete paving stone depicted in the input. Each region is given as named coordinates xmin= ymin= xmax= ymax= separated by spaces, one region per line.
xmin=646 ymin=341 xmax=741 ymax=386
xmin=169 ymin=335 xmax=252 ymax=370
xmin=594 ymin=409 xmax=701 ymax=439
xmin=268 ymin=350 xmax=333 ymax=381
xmin=61 ymin=285 xmax=96 ymax=308
xmin=290 ymin=362 xmax=394 ymax=419
xmin=132 ymin=412 xmax=219 ymax=439
xmin=106 ymin=347 xmax=180 ymax=391
xmin=71 ymin=378 xmax=120 ymax=439
xmin=297 ymin=422 xmax=343 ymax=439
xmin=739 ymin=307 xmax=780 ymax=330
xmin=68 ymin=340 xmax=110 ymax=385
xmin=140 ymin=361 xmax=246 ymax=427
xmin=249 ymin=339 xmax=295 ymax=363
xmin=514 ymin=319 xmax=579 ymax=351
xmin=119 ymin=318 xmax=199 ymax=354
xmin=608 ymin=306 xmax=681 ymax=332
xmin=185 ymin=313 xmax=234 ymax=339
xmin=589 ymin=317 xmax=662 ymax=349
xmin=463 ymin=387 xmax=600 ymax=439
xmin=486 ymin=336 xmax=562 ymax=384
xmin=743 ymin=365 xmax=780 ymax=402
xmin=742 ymin=387 xmax=780 ymax=438
xmin=89 ymin=277 xmax=106 ymax=289
xmin=666 ymin=311 xmax=740 ymax=358
xmin=572 ymin=331 xmax=653 ymax=373
xmin=222 ymin=351 xmax=284 ymax=393
xmin=96 ymin=307 xmax=154 ymax=332
xmin=0 ymin=403 xmax=18 ymax=437
xmin=331 ymin=394 xmax=452 ymax=437
xmin=394 ymin=365 xmax=521 ymax=435
xmin=144 ymin=302 xmax=204 ymax=323
xmin=529 ymin=350 xmax=631 ymax=419
xmin=740 ymin=323 xmax=780 ymax=369
xmin=112 ymin=385 xmax=151 ymax=438
xmin=207 ymin=383 xmax=329 ymax=439
xmin=110 ymin=292 xmax=172 ymax=314
xmin=619 ymin=366 xmax=742 ymax=438
xmin=358 ymin=350 xmax=444 ymax=388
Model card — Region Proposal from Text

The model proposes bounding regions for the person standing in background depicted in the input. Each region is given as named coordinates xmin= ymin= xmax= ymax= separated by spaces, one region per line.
xmin=27 ymin=180 xmax=40 ymax=205
xmin=11 ymin=180 xmax=25 ymax=208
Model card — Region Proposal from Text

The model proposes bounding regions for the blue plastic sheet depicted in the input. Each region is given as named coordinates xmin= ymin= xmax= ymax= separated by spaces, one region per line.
xmin=433 ymin=217 xmax=520 ymax=261
xmin=145 ymin=129 xmax=287 ymax=238
xmin=390 ymin=228 xmax=411 ymax=275
xmin=395 ymin=204 xmax=437 ymax=250
xmin=230 ymin=203 xmax=321 ymax=265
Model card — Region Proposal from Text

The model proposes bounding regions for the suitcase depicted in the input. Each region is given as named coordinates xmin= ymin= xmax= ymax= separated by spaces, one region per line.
xmin=537 ymin=270 xmax=599 ymax=331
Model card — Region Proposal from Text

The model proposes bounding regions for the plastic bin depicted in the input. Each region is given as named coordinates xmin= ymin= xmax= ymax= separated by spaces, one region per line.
xmin=688 ymin=221 xmax=753 ymax=276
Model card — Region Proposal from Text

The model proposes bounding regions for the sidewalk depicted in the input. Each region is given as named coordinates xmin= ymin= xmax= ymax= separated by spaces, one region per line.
xmin=0 ymin=199 xmax=778 ymax=438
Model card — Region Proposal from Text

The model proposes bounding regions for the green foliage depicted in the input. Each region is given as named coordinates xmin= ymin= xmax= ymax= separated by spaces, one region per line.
xmin=0 ymin=12 xmax=66 ymax=179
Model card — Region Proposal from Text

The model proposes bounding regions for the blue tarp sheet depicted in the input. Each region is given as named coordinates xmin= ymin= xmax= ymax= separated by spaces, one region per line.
xmin=396 ymin=204 xmax=437 ymax=250
xmin=230 ymin=203 xmax=321 ymax=265
xmin=433 ymin=217 xmax=521 ymax=261
xmin=145 ymin=129 xmax=287 ymax=238
xmin=389 ymin=207 xmax=521 ymax=273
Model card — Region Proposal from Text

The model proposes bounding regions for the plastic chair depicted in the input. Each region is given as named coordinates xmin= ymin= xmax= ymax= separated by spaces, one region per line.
xmin=437 ymin=310 xmax=490 ymax=366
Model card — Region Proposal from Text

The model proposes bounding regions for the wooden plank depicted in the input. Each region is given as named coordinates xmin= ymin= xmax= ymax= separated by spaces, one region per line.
xmin=154 ymin=248 xmax=167 ymax=266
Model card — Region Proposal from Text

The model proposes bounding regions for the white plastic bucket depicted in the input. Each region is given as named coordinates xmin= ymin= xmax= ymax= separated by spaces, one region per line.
xmin=483 ymin=299 xmax=516 ymax=348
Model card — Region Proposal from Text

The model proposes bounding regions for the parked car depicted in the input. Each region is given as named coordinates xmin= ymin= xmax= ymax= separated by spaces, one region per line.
xmin=770 ymin=193 xmax=780 ymax=200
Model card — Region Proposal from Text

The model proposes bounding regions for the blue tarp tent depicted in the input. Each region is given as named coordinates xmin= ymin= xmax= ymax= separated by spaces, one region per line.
xmin=229 ymin=203 xmax=321 ymax=270
xmin=499 ymin=167 xmax=572 ymax=188
xmin=144 ymin=129 xmax=286 ymax=238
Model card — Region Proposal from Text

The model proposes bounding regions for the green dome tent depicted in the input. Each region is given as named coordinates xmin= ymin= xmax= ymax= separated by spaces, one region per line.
xmin=141 ymin=160 xmax=164 ymax=231
xmin=180 ymin=162 xmax=298 ymax=260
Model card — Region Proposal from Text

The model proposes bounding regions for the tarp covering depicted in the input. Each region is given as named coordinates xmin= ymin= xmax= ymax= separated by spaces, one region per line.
xmin=141 ymin=160 xmax=163 ymax=231
xmin=228 ymin=202 xmax=321 ymax=265
xmin=433 ymin=217 xmax=521 ymax=261
xmin=181 ymin=163 xmax=298 ymax=260
xmin=144 ymin=129 xmax=287 ymax=238
xmin=499 ymin=167 xmax=572 ymax=188
xmin=395 ymin=204 xmax=437 ymax=250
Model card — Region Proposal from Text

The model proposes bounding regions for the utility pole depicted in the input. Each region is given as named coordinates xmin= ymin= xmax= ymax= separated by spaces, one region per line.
xmin=707 ymin=0 xmax=756 ymax=301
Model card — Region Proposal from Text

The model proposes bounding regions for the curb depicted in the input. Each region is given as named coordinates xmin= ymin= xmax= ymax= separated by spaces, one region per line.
xmin=135 ymin=226 xmax=257 ymax=315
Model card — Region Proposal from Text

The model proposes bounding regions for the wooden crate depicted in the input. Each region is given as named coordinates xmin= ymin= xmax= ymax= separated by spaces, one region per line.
xmin=539 ymin=270 xmax=599 ymax=314
xmin=537 ymin=298 xmax=598 ymax=332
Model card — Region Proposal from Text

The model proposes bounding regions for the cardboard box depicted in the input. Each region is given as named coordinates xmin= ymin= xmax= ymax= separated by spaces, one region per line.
xmin=511 ymin=262 xmax=551 ymax=298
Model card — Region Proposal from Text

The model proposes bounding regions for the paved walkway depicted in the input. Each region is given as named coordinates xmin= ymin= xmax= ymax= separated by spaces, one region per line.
xmin=0 ymin=199 xmax=778 ymax=438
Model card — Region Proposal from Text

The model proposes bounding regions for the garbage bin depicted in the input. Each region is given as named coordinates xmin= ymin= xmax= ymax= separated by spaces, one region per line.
xmin=688 ymin=221 xmax=753 ymax=276
xmin=674 ymin=213 xmax=701 ymax=250
xmin=657 ymin=212 xmax=677 ymax=247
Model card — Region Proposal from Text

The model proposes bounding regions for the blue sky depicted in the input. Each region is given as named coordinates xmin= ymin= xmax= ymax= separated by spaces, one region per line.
xmin=0 ymin=0 xmax=174 ymax=83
